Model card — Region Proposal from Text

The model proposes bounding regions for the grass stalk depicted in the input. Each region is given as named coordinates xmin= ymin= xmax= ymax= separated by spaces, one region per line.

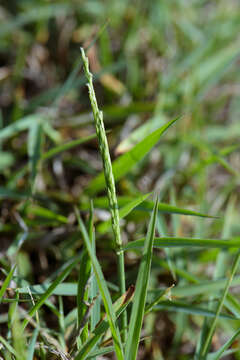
xmin=80 ymin=47 xmax=127 ymax=340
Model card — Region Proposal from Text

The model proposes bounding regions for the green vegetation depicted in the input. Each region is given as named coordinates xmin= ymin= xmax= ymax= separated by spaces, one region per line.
xmin=1 ymin=1 xmax=240 ymax=359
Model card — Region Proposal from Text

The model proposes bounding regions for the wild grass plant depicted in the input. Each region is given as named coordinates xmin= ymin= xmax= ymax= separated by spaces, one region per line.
xmin=1 ymin=1 xmax=240 ymax=359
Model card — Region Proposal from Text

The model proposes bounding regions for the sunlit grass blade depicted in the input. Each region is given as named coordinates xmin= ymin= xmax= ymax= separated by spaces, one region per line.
xmin=74 ymin=286 xmax=134 ymax=360
xmin=28 ymin=118 xmax=43 ymax=192
xmin=75 ymin=208 xmax=124 ymax=360
xmin=97 ymin=192 xmax=151 ymax=233
xmin=199 ymin=251 xmax=240 ymax=358
xmin=86 ymin=118 xmax=179 ymax=195
xmin=0 ymin=264 xmax=16 ymax=303
xmin=125 ymin=197 xmax=159 ymax=360
xmin=22 ymin=255 xmax=81 ymax=330
xmin=123 ymin=236 xmax=240 ymax=250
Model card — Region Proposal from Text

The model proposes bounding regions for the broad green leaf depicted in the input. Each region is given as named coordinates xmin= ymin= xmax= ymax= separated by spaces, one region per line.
xmin=125 ymin=197 xmax=159 ymax=360
xmin=75 ymin=209 xmax=124 ymax=360
xmin=123 ymin=236 xmax=240 ymax=250
xmin=22 ymin=255 xmax=81 ymax=330
xmin=86 ymin=117 xmax=179 ymax=195
xmin=97 ymin=192 xmax=151 ymax=233
xmin=75 ymin=286 xmax=134 ymax=360
xmin=0 ymin=265 xmax=16 ymax=303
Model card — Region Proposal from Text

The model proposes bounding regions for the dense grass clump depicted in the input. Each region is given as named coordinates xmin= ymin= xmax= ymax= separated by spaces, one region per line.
xmin=1 ymin=1 xmax=240 ymax=359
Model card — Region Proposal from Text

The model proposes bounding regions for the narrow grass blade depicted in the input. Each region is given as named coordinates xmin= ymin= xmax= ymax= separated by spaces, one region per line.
xmin=151 ymin=301 xmax=238 ymax=320
xmin=207 ymin=328 xmax=240 ymax=360
xmin=150 ymin=275 xmax=240 ymax=299
xmin=75 ymin=286 xmax=134 ymax=360
xmin=97 ymin=192 xmax=151 ymax=233
xmin=89 ymin=201 xmax=101 ymax=333
xmin=28 ymin=118 xmax=43 ymax=192
xmin=77 ymin=250 xmax=91 ymax=343
xmin=87 ymin=346 xmax=115 ymax=359
xmin=27 ymin=328 xmax=39 ymax=360
xmin=80 ymin=197 xmax=215 ymax=218
xmin=22 ymin=255 xmax=81 ymax=330
xmin=42 ymin=133 xmax=97 ymax=162
xmin=0 ymin=335 xmax=17 ymax=357
xmin=86 ymin=118 xmax=179 ymax=195
xmin=0 ymin=265 xmax=16 ymax=303
xmin=125 ymin=197 xmax=159 ymax=360
xmin=200 ymin=251 xmax=240 ymax=358
xmin=75 ymin=208 xmax=124 ymax=360
xmin=0 ymin=115 xmax=42 ymax=142
xmin=26 ymin=204 xmax=68 ymax=224
xmin=123 ymin=236 xmax=240 ymax=250
xmin=16 ymin=273 xmax=240 ymax=299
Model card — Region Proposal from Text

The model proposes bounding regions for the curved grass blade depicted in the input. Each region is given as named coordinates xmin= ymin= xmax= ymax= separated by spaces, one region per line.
xmin=86 ymin=118 xmax=179 ymax=195
xmin=123 ymin=236 xmax=240 ymax=250
xmin=75 ymin=208 xmax=124 ymax=360
xmin=125 ymin=197 xmax=159 ymax=360
xmin=22 ymin=255 xmax=81 ymax=330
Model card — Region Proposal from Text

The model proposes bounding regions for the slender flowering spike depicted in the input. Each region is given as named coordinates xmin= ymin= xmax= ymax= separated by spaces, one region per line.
xmin=80 ymin=47 xmax=121 ymax=248
xmin=81 ymin=47 xmax=127 ymax=340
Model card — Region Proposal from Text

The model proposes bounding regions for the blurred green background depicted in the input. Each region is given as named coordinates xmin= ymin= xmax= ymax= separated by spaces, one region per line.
xmin=1 ymin=0 xmax=240 ymax=359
